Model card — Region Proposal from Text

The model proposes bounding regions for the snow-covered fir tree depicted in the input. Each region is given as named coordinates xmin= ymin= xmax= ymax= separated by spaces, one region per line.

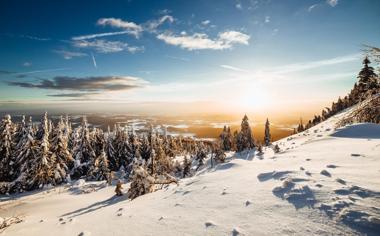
xmin=264 ymin=118 xmax=271 ymax=146
xmin=87 ymin=148 xmax=110 ymax=181
xmin=0 ymin=114 xmax=14 ymax=181
xmin=50 ymin=116 xmax=74 ymax=183
xmin=105 ymin=126 xmax=118 ymax=171
xmin=219 ymin=125 xmax=233 ymax=151
xmin=213 ymin=144 xmax=226 ymax=164
xmin=195 ymin=143 xmax=207 ymax=171
xmin=236 ymin=115 xmax=255 ymax=152
xmin=71 ymin=116 xmax=96 ymax=179
xmin=153 ymin=142 xmax=173 ymax=176
xmin=16 ymin=112 xmax=55 ymax=191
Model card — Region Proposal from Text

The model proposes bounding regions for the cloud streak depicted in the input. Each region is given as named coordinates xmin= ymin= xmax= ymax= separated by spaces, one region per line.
xmin=220 ymin=65 xmax=248 ymax=72
xmin=72 ymin=39 xmax=144 ymax=53
xmin=7 ymin=76 xmax=148 ymax=92
xmin=91 ymin=53 xmax=97 ymax=68
xmin=97 ymin=18 xmax=143 ymax=38
xmin=53 ymin=50 xmax=87 ymax=59
xmin=157 ymin=30 xmax=250 ymax=50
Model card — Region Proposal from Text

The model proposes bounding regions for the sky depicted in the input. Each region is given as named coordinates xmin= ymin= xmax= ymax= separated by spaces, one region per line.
xmin=0 ymin=0 xmax=379 ymax=116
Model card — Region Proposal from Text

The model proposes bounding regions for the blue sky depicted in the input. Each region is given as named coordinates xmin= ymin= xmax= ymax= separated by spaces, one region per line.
xmin=0 ymin=0 xmax=379 ymax=114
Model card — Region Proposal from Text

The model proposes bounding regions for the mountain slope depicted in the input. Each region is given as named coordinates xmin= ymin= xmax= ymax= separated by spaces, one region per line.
xmin=1 ymin=104 xmax=380 ymax=236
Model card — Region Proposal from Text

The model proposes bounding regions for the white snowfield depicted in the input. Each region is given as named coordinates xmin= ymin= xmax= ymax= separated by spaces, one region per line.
xmin=1 ymin=106 xmax=380 ymax=236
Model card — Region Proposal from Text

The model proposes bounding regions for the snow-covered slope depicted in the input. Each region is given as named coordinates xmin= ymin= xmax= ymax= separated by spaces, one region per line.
xmin=1 ymin=106 xmax=379 ymax=236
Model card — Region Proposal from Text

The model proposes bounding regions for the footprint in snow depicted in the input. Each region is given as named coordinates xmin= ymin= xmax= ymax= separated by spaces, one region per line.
xmin=336 ymin=178 xmax=346 ymax=185
xmin=78 ymin=231 xmax=91 ymax=236
xmin=158 ymin=216 xmax=164 ymax=221
xmin=306 ymin=158 xmax=311 ymax=161
xmin=305 ymin=171 xmax=312 ymax=176
xmin=205 ymin=221 xmax=216 ymax=227
xmin=326 ymin=164 xmax=338 ymax=168
xmin=117 ymin=213 xmax=122 ymax=217
xmin=245 ymin=200 xmax=251 ymax=206
xmin=300 ymin=166 xmax=305 ymax=171
xmin=320 ymin=170 xmax=331 ymax=177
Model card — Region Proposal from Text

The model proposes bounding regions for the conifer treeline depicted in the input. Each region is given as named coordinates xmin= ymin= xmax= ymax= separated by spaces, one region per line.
xmin=0 ymin=113 xmax=217 ymax=194
xmin=296 ymin=57 xmax=380 ymax=132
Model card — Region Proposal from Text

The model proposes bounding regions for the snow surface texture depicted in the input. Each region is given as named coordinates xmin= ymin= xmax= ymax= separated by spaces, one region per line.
xmin=1 ymin=105 xmax=379 ymax=235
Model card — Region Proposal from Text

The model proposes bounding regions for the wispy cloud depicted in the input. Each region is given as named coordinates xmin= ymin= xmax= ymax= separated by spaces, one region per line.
xmin=308 ymin=4 xmax=319 ymax=12
xmin=327 ymin=0 xmax=338 ymax=7
xmin=201 ymin=20 xmax=210 ymax=26
xmin=72 ymin=39 xmax=144 ymax=54
xmin=91 ymin=53 xmax=97 ymax=68
xmin=97 ymin=18 xmax=143 ymax=38
xmin=145 ymin=15 xmax=174 ymax=32
xmin=20 ymin=35 xmax=51 ymax=41
xmin=53 ymin=50 xmax=87 ymax=59
xmin=23 ymin=62 xmax=32 ymax=67
xmin=220 ymin=65 xmax=248 ymax=72
xmin=265 ymin=16 xmax=270 ymax=23
xmin=47 ymin=92 xmax=99 ymax=97
xmin=72 ymin=31 xmax=134 ymax=41
xmin=7 ymin=76 xmax=148 ymax=92
xmin=157 ymin=30 xmax=250 ymax=50
xmin=271 ymin=53 xmax=361 ymax=74
xmin=73 ymin=14 xmax=175 ymax=41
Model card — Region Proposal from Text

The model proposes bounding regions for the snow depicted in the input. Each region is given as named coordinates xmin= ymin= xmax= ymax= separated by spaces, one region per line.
xmin=1 ymin=105 xmax=380 ymax=235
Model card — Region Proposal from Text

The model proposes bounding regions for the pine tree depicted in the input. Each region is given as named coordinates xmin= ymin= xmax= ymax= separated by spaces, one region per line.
xmin=358 ymin=57 xmax=377 ymax=89
xmin=297 ymin=118 xmax=304 ymax=133
xmin=105 ymin=126 xmax=118 ymax=171
xmin=140 ymin=135 xmax=152 ymax=162
xmin=154 ymin=142 xmax=173 ymax=176
xmin=264 ymin=118 xmax=271 ymax=146
xmin=0 ymin=114 xmax=14 ymax=181
xmin=236 ymin=115 xmax=255 ymax=152
xmin=87 ymin=148 xmax=110 ymax=181
xmin=16 ymin=112 xmax=55 ymax=191
xmin=195 ymin=143 xmax=207 ymax=171
xmin=50 ymin=116 xmax=74 ymax=183
xmin=214 ymin=145 xmax=226 ymax=163
xmin=113 ymin=124 xmax=128 ymax=170
xmin=71 ymin=116 xmax=96 ymax=179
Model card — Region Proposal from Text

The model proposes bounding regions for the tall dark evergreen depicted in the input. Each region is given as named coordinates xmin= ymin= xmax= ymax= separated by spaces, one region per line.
xmin=264 ymin=118 xmax=271 ymax=146
xmin=358 ymin=57 xmax=377 ymax=89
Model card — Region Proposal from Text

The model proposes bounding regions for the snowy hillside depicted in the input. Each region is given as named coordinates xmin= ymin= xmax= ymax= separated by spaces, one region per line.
xmin=1 ymin=105 xmax=379 ymax=236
